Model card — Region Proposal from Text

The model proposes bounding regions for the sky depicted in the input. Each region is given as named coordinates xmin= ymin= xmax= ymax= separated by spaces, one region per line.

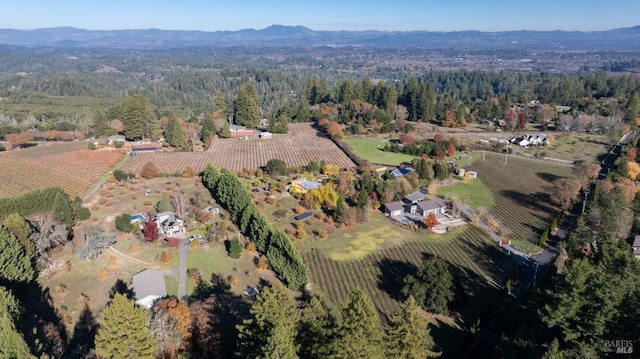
xmin=1 ymin=0 xmax=639 ymax=32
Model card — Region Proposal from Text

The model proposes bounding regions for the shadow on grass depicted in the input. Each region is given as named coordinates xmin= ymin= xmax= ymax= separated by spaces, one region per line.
xmin=189 ymin=273 xmax=252 ymax=359
xmin=65 ymin=305 xmax=99 ymax=359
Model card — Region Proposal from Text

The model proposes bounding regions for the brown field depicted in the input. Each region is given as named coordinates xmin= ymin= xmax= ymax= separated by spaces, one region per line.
xmin=0 ymin=142 xmax=126 ymax=199
xmin=123 ymin=123 xmax=355 ymax=174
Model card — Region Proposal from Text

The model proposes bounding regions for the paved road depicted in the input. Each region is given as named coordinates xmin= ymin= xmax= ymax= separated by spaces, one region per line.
xmin=178 ymin=238 xmax=188 ymax=300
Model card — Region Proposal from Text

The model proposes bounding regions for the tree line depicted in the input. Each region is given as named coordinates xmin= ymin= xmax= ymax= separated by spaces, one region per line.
xmin=202 ymin=164 xmax=308 ymax=290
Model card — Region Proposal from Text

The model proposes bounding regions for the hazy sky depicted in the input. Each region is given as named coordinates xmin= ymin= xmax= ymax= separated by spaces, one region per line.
xmin=1 ymin=0 xmax=638 ymax=32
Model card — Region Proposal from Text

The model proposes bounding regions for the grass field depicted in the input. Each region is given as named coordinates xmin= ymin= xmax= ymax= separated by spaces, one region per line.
xmin=436 ymin=178 xmax=495 ymax=212
xmin=341 ymin=136 xmax=418 ymax=165
xmin=519 ymin=132 xmax=611 ymax=163
xmin=185 ymin=243 xmax=276 ymax=297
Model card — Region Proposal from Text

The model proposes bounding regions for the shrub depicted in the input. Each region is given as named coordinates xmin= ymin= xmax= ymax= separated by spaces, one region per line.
xmin=88 ymin=142 xmax=96 ymax=150
xmin=141 ymin=162 xmax=159 ymax=179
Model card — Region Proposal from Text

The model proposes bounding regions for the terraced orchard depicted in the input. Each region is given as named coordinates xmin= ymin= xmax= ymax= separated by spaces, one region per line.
xmin=0 ymin=142 xmax=125 ymax=199
xmin=124 ymin=122 xmax=355 ymax=174
xmin=468 ymin=154 xmax=575 ymax=253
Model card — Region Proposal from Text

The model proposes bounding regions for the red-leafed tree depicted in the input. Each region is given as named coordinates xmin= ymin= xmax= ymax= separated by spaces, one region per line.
xmin=518 ymin=112 xmax=527 ymax=130
xmin=166 ymin=237 xmax=181 ymax=248
xmin=435 ymin=147 xmax=445 ymax=160
xmin=143 ymin=219 xmax=158 ymax=242
xmin=628 ymin=148 xmax=637 ymax=162
xmin=447 ymin=143 xmax=456 ymax=157
xmin=425 ymin=212 xmax=437 ymax=229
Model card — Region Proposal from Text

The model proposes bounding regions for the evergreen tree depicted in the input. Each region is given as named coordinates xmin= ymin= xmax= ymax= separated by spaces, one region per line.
xmin=94 ymin=293 xmax=156 ymax=359
xmin=52 ymin=191 xmax=74 ymax=227
xmin=122 ymin=94 xmax=156 ymax=140
xmin=333 ymin=289 xmax=384 ymax=359
xmin=214 ymin=90 xmax=226 ymax=116
xmin=402 ymin=257 xmax=454 ymax=315
xmin=297 ymin=297 xmax=335 ymax=359
xmin=201 ymin=114 xmax=216 ymax=142
xmin=625 ymin=91 xmax=640 ymax=124
xmin=385 ymin=296 xmax=440 ymax=358
xmin=237 ymin=281 xmax=300 ymax=359
xmin=2 ymin=214 xmax=34 ymax=256
xmin=156 ymin=194 xmax=173 ymax=213
xmin=235 ymin=83 xmax=261 ymax=128
xmin=0 ymin=226 xmax=35 ymax=284
xmin=219 ymin=122 xmax=231 ymax=138
xmin=0 ymin=286 xmax=36 ymax=358
xmin=92 ymin=109 xmax=115 ymax=137
xmin=228 ymin=237 xmax=243 ymax=259
xmin=164 ymin=115 xmax=186 ymax=148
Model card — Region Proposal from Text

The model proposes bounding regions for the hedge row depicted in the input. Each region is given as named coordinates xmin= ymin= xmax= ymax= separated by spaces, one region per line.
xmin=202 ymin=164 xmax=308 ymax=290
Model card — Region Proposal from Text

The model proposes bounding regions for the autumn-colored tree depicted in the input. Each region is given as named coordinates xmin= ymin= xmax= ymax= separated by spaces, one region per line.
xmin=151 ymin=297 xmax=193 ymax=354
xmin=295 ymin=221 xmax=306 ymax=241
xmin=143 ymin=219 xmax=159 ymax=242
xmin=4 ymin=133 xmax=34 ymax=148
xmin=182 ymin=166 xmax=195 ymax=178
xmin=326 ymin=122 xmax=344 ymax=138
xmin=628 ymin=147 xmax=637 ymax=162
xmin=165 ymin=237 xmax=181 ymax=248
xmin=574 ymin=162 xmax=602 ymax=188
xmin=434 ymin=147 xmax=445 ymax=160
xmin=628 ymin=161 xmax=640 ymax=180
xmin=551 ymin=178 xmax=582 ymax=211
xmin=257 ymin=255 xmax=269 ymax=270
xmin=141 ymin=162 xmax=159 ymax=179
xmin=425 ymin=212 xmax=437 ymax=229
xmin=399 ymin=133 xmax=416 ymax=144
xmin=518 ymin=112 xmax=527 ymax=129
xmin=447 ymin=143 xmax=456 ymax=157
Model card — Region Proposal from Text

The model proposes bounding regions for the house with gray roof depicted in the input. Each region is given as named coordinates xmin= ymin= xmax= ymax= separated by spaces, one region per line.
xmin=132 ymin=269 xmax=167 ymax=309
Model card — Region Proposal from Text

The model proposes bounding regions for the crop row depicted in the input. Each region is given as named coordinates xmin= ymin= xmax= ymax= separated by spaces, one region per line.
xmin=124 ymin=123 xmax=355 ymax=174
xmin=0 ymin=143 xmax=125 ymax=198
xmin=303 ymin=227 xmax=509 ymax=318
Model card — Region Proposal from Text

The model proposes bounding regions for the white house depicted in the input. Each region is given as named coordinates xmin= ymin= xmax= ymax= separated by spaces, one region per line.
xmin=155 ymin=212 xmax=186 ymax=236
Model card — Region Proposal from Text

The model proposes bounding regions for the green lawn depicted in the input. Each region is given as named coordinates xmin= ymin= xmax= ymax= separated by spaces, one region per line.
xmin=186 ymin=244 xmax=273 ymax=296
xmin=436 ymin=179 xmax=495 ymax=212
xmin=342 ymin=137 xmax=418 ymax=166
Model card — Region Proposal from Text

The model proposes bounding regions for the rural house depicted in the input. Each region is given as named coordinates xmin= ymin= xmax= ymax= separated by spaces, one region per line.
xmin=155 ymin=212 xmax=186 ymax=236
xmin=383 ymin=189 xmax=448 ymax=219
xmin=132 ymin=269 xmax=167 ymax=309
xmin=287 ymin=178 xmax=322 ymax=194
xmin=230 ymin=125 xmax=254 ymax=137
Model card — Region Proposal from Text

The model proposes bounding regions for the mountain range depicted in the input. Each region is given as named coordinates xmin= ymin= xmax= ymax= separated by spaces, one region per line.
xmin=1 ymin=25 xmax=640 ymax=51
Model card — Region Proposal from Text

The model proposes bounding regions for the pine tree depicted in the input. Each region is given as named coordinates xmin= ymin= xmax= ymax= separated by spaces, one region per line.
xmin=237 ymin=281 xmax=300 ymax=359
xmin=2 ymin=214 xmax=34 ymax=256
xmin=0 ymin=226 xmax=35 ymax=284
xmin=219 ymin=122 xmax=231 ymax=138
xmin=333 ymin=289 xmax=384 ymax=359
xmin=297 ymin=296 xmax=335 ymax=359
xmin=94 ymin=293 xmax=156 ymax=359
xmin=228 ymin=237 xmax=243 ymax=259
xmin=235 ymin=83 xmax=261 ymax=128
xmin=52 ymin=192 xmax=74 ymax=227
xmin=402 ymin=257 xmax=454 ymax=315
xmin=165 ymin=117 xmax=186 ymax=148
xmin=92 ymin=109 xmax=115 ymax=137
xmin=214 ymin=90 xmax=226 ymax=117
xmin=201 ymin=114 xmax=216 ymax=143
xmin=122 ymin=94 xmax=156 ymax=140
xmin=385 ymin=296 xmax=440 ymax=358
xmin=0 ymin=286 xmax=36 ymax=358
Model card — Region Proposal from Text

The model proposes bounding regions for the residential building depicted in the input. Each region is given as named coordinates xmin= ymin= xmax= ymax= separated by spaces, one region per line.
xmin=155 ymin=212 xmax=186 ymax=236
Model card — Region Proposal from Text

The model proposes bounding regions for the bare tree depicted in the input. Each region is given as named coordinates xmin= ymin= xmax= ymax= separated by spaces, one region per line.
xmin=171 ymin=188 xmax=188 ymax=217
xmin=79 ymin=226 xmax=116 ymax=260
xmin=30 ymin=214 xmax=69 ymax=262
